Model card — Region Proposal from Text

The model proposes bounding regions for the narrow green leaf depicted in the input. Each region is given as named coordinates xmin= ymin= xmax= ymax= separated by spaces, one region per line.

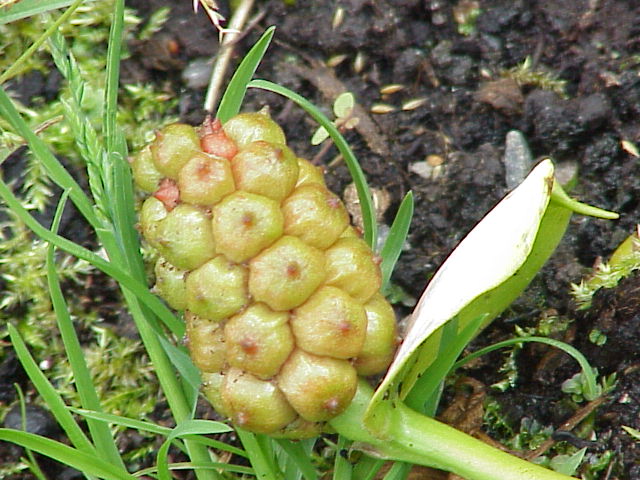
xmin=0 ymin=430 xmax=135 ymax=480
xmin=248 ymin=79 xmax=378 ymax=248
xmin=0 ymin=0 xmax=75 ymax=25
xmin=452 ymin=336 xmax=599 ymax=400
xmin=276 ymin=438 xmax=317 ymax=480
xmin=332 ymin=436 xmax=352 ymax=480
xmin=380 ymin=191 xmax=413 ymax=289
xmin=47 ymin=192 xmax=125 ymax=469
xmin=216 ymin=26 xmax=275 ymax=123
xmin=0 ymin=87 xmax=100 ymax=229
xmin=7 ymin=324 xmax=96 ymax=456
xmin=236 ymin=429 xmax=280 ymax=480
xmin=550 ymin=448 xmax=586 ymax=476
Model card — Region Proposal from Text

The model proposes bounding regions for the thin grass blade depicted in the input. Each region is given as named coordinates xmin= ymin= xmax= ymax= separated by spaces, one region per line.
xmin=7 ymin=324 xmax=96 ymax=455
xmin=47 ymin=191 xmax=125 ymax=468
xmin=0 ymin=0 xmax=75 ymax=24
xmin=276 ymin=439 xmax=318 ymax=480
xmin=216 ymin=26 xmax=275 ymax=123
xmin=248 ymin=79 xmax=378 ymax=247
xmin=380 ymin=191 xmax=413 ymax=289
xmin=0 ymin=429 xmax=135 ymax=480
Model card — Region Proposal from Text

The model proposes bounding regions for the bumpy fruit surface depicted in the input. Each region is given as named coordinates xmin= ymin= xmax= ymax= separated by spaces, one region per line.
xmin=131 ymin=110 xmax=398 ymax=437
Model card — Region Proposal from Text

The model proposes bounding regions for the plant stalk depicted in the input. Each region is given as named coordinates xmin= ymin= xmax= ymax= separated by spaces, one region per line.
xmin=331 ymin=382 xmax=577 ymax=480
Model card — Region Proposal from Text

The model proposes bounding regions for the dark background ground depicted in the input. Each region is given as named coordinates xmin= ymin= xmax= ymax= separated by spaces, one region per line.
xmin=4 ymin=0 xmax=640 ymax=478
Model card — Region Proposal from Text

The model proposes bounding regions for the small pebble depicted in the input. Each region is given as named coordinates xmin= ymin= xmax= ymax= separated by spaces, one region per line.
xmin=503 ymin=130 xmax=533 ymax=190
xmin=182 ymin=58 xmax=213 ymax=89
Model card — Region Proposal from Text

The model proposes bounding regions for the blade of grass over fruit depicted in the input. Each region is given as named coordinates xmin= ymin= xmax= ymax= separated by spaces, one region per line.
xmin=366 ymin=160 xmax=557 ymax=425
xmin=0 ymin=0 xmax=75 ymax=25
xmin=0 ymin=430 xmax=135 ymax=480
xmin=0 ymin=87 xmax=99 ymax=229
xmin=7 ymin=324 xmax=96 ymax=457
xmin=275 ymin=439 xmax=318 ymax=480
xmin=453 ymin=336 xmax=600 ymax=400
xmin=249 ymin=79 xmax=378 ymax=248
xmin=0 ymin=177 xmax=184 ymax=337
xmin=216 ymin=26 xmax=276 ymax=123
xmin=47 ymin=192 xmax=125 ymax=469
xmin=0 ymin=0 xmax=83 ymax=83
xmin=380 ymin=191 xmax=413 ymax=289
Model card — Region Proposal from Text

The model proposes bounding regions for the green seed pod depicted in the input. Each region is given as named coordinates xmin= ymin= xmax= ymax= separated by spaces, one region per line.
xmin=295 ymin=158 xmax=326 ymax=188
xmin=139 ymin=196 xmax=168 ymax=249
xmin=185 ymin=311 xmax=226 ymax=373
xmin=150 ymin=123 xmax=201 ymax=179
xmin=186 ymin=255 xmax=249 ymax=321
xmin=324 ymin=236 xmax=381 ymax=302
xmin=221 ymin=368 xmax=297 ymax=434
xmin=212 ymin=191 xmax=283 ymax=263
xmin=153 ymin=258 xmax=187 ymax=311
xmin=222 ymin=110 xmax=286 ymax=149
xmin=130 ymin=145 xmax=163 ymax=193
xmin=155 ymin=204 xmax=216 ymax=270
xmin=278 ymin=349 xmax=357 ymax=422
xmin=249 ymin=236 xmax=325 ymax=311
xmin=225 ymin=303 xmax=294 ymax=379
xmin=231 ymin=141 xmax=299 ymax=202
xmin=354 ymin=293 xmax=398 ymax=376
xmin=291 ymin=286 xmax=367 ymax=359
xmin=282 ymin=184 xmax=350 ymax=249
xmin=178 ymin=151 xmax=235 ymax=206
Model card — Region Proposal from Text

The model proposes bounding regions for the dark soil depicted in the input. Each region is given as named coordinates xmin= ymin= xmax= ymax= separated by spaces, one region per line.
xmin=3 ymin=0 xmax=640 ymax=478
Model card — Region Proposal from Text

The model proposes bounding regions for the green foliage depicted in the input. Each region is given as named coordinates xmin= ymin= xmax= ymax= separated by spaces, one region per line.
xmin=502 ymin=57 xmax=568 ymax=98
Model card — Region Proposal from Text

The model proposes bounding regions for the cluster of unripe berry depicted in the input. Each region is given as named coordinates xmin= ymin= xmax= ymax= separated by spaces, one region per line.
xmin=131 ymin=109 xmax=398 ymax=437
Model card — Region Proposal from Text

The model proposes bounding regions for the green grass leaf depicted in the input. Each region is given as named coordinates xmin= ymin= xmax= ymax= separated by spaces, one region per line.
xmin=380 ymin=191 xmax=413 ymax=289
xmin=216 ymin=26 xmax=275 ymax=123
xmin=0 ymin=0 xmax=76 ymax=24
xmin=0 ymin=430 xmax=135 ymax=480
xmin=248 ymin=79 xmax=378 ymax=248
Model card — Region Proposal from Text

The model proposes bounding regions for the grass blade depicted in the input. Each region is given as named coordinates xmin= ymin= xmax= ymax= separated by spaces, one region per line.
xmin=380 ymin=191 xmax=413 ymax=289
xmin=216 ymin=26 xmax=275 ymax=123
xmin=0 ymin=429 xmax=135 ymax=480
xmin=7 ymin=324 xmax=96 ymax=456
xmin=248 ymin=79 xmax=378 ymax=248
xmin=276 ymin=439 xmax=318 ymax=480
xmin=0 ymin=0 xmax=75 ymax=25
xmin=453 ymin=336 xmax=601 ymax=400
xmin=47 ymin=191 xmax=125 ymax=468
xmin=0 ymin=87 xmax=100 ymax=229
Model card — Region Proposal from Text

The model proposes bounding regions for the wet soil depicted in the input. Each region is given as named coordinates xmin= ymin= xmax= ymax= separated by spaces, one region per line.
xmin=3 ymin=0 xmax=640 ymax=478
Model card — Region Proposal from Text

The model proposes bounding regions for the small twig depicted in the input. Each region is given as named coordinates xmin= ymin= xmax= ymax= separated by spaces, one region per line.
xmin=203 ymin=0 xmax=255 ymax=113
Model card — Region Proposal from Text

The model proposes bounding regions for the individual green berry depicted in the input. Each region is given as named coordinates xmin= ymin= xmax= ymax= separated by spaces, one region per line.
xmin=282 ymin=184 xmax=350 ymax=249
xmin=324 ymin=236 xmax=381 ymax=302
xmin=155 ymin=204 xmax=216 ymax=270
xmin=212 ymin=191 xmax=283 ymax=263
xmin=278 ymin=349 xmax=357 ymax=422
xmin=291 ymin=286 xmax=367 ymax=359
xmin=354 ymin=293 xmax=398 ymax=376
xmin=221 ymin=368 xmax=297 ymax=434
xmin=249 ymin=236 xmax=325 ymax=311
xmin=130 ymin=145 xmax=163 ymax=193
xmin=153 ymin=258 xmax=187 ymax=311
xmin=186 ymin=255 xmax=249 ymax=321
xmin=178 ymin=151 xmax=235 ymax=206
xmin=150 ymin=123 xmax=201 ymax=179
xmin=139 ymin=196 xmax=168 ymax=249
xmin=271 ymin=417 xmax=323 ymax=440
xmin=295 ymin=158 xmax=326 ymax=188
xmin=224 ymin=303 xmax=294 ymax=379
xmin=222 ymin=109 xmax=286 ymax=149
xmin=231 ymin=141 xmax=299 ymax=202
xmin=185 ymin=311 xmax=226 ymax=373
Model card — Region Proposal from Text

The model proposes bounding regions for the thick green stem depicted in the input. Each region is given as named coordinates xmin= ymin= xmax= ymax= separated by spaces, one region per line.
xmin=331 ymin=382 xmax=576 ymax=480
